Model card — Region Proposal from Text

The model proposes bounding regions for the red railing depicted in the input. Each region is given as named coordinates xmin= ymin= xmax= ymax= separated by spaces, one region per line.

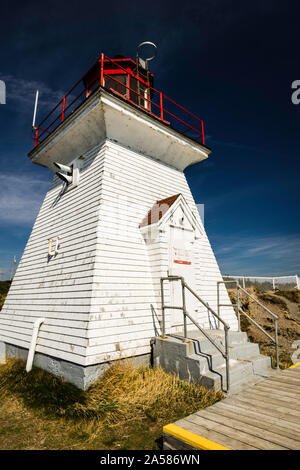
xmin=33 ymin=53 xmax=205 ymax=148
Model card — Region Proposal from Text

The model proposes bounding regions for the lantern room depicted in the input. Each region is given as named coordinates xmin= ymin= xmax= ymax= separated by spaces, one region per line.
xmin=82 ymin=54 xmax=154 ymax=110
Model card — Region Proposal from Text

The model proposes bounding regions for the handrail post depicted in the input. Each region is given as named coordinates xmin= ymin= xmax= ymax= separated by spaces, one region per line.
xmin=160 ymin=92 xmax=164 ymax=121
xmin=275 ymin=318 xmax=279 ymax=369
xmin=182 ymin=279 xmax=187 ymax=341
xmin=201 ymin=120 xmax=205 ymax=145
xmin=34 ymin=127 xmax=39 ymax=147
xmin=61 ymin=96 xmax=66 ymax=122
xmin=224 ymin=326 xmax=230 ymax=393
xmin=237 ymin=283 xmax=240 ymax=332
xmin=100 ymin=52 xmax=104 ymax=87
xmin=160 ymin=278 xmax=166 ymax=337
xmin=217 ymin=282 xmax=220 ymax=329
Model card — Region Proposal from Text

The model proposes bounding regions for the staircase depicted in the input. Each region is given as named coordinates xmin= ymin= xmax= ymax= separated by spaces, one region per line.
xmin=157 ymin=276 xmax=279 ymax=394
xmin=153 ymin=329 xmax=273 ymax=394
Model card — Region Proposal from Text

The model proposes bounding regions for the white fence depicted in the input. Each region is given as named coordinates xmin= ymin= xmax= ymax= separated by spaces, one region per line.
xmin=223 ymin=275 xmax=300 ymax=291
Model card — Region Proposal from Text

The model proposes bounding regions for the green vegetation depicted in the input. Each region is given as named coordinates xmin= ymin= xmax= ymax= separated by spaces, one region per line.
xmin=0 ymin=280 xmax=11 ymax=310
xmin=0 ymin=359 xmax=222 ymax=450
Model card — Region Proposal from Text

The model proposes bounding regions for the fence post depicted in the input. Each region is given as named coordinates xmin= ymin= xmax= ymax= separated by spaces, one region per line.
xmin=237 ymin=283 xmax=240 ymax=332
xmin=272 ymin=278 xmax=276 ymax=290
xmin=296 ymin=275 xmax=300 ymax=290
xmin=242 ymin=277 xmax=245 ymax=289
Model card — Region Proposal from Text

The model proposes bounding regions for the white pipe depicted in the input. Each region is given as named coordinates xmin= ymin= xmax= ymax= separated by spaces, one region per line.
xmin=26 ymin=318 xmax=45 ymax=372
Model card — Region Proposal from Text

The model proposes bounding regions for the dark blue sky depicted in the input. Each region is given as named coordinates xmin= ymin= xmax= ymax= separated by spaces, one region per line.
xmin=0 ymin=0 xmax=299 ymax=279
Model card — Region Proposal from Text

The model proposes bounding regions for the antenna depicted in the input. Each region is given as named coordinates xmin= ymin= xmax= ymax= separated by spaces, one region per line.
xmin=32 ymin=90 xmax=39 ymax=129
xmin=136 ymin=41 xmax=157 ymax=70
xmin=136 ymin=42 xmax=157 ymax=108
xmin=10 ymin=255 xmax=17 ymax=281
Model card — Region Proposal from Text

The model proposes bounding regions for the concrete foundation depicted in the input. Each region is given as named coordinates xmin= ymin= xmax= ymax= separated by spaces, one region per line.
xmin=1 ymin=341 xmax=150 ymax=390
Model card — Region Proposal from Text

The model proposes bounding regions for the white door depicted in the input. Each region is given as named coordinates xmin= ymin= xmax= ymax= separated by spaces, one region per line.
xmin=168 ymin=225 xmax=197 ymax=331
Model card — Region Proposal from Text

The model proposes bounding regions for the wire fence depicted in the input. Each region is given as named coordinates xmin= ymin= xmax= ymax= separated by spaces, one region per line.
xmin=223 ymin=275 xmax=300 ymax=291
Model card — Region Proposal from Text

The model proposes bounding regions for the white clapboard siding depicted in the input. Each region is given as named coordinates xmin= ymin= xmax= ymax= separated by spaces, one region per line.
xmin=1 ymin=136 xmax=237 ymax=369
xmin=0 ymin=142 xmax=105 ymax=362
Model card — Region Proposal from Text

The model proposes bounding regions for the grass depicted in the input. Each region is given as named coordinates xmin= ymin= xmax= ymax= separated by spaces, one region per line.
xmin=0 ymin=280 xmax=11 ymax=310
xmin=274 ymin=289 xmax=300 ymax=304
xmin=0 ymin=359 xmax=222 ymax=450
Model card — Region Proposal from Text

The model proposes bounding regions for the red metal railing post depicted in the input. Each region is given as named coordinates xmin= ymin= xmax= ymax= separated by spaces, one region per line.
xmin=201 ymin=120 xmax=205 ymax=145
xmin=160 ymin=92 xmax=164 ymax=121
xmin=34 ymin=128 xmax=39 ymax=147
xmin=61 ymin=96 xmax=66 ymax=122
xmin=100 ymin=53 xmax=104 ymax=86
xmin=127 ymin=73 xmax=130 ymax=99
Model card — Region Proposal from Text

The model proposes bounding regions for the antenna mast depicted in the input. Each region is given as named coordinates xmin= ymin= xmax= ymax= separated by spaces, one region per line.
xmin=32 ymin=90 xmax=39 ymax=129
xmin=136 ymin=41 xmax=157 ymax=109
xmin=10 ymin=256 xmax=17 ymax=281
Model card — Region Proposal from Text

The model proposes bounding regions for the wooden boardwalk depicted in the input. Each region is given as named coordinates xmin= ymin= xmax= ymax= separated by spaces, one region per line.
xmin=163 ymin=364 xmax=300 ymax=450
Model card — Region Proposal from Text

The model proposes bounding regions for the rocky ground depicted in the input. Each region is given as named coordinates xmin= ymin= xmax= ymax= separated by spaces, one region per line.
xmin=227 ymin=287 xmax=300 ymax=368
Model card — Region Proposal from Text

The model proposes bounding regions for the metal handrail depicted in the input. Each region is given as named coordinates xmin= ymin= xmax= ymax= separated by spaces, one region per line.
xmin=32 ymin=53 xmax=206 ymax=148
xmin=217 ymin=280 xmax=279 ymax=369
xmin=161 ymin=276 xmax=231 ymax=392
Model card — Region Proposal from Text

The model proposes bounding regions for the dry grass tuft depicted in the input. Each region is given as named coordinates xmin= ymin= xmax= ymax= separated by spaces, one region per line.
xmin=0 ymin=359 xmax=222 ymax=449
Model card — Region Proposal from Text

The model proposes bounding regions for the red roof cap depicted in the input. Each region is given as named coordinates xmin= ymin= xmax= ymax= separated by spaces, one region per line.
xmin=139 ymin=194 xmax=181 ymax=228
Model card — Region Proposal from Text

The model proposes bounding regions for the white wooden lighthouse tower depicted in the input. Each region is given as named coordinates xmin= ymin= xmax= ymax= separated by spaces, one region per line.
xmin=0 ymin=50 xmax=237 ymax=388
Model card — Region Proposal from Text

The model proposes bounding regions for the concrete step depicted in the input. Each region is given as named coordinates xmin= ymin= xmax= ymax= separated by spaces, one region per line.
xmin=226 ymin=375 xmax=266 ymax=395
xmin=229 ymin=342 xmax=260 ymax=360
xmin=153 ymin=330 xmax=274 ymax=393
xmin=188 ymin=329 xmax=248 ymax=348
xmin=188 ymin=350 xmax=225 ymax=373
xmin=215 ymin=359 xmax=254 ymax=386
xmin=197 ymin=359 xmax=255 ymax=391
xmin=243 ymin=354 xmax=273 ymax=376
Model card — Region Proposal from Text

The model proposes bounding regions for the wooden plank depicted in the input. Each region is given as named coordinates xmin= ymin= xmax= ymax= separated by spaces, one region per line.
xmin=195 ymin=408 xmax=299 ymax=450
xmin=178 ymin=414 xmax=287 ymax=450
xmin=239 ymin=389 xmax=300 ymax=411
xmin=280 ymin=369 xmax=300 ymax=379
xmin=213 ymin=402 xmax=300 ymax=438
xmin=253 ymin=383 xmax=299 ymax=401
xmin=256 ymin=378 xmax=300 ymax=393
xmin=235 ymin=389 xmax=300 ymax=413
xmin=227 ymin=395 xmax=300 ymax=424
xmin=266 ymin=375 xmax=300 ymax=387
xmin=279 ymin=372 xmax=300 ymax=382
xmin=174 ymin=418 xmax=258 ymax=450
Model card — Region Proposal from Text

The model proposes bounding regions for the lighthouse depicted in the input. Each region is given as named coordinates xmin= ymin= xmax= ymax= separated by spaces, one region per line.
xmin=0 ymin=48 xmax=238 ymax=389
